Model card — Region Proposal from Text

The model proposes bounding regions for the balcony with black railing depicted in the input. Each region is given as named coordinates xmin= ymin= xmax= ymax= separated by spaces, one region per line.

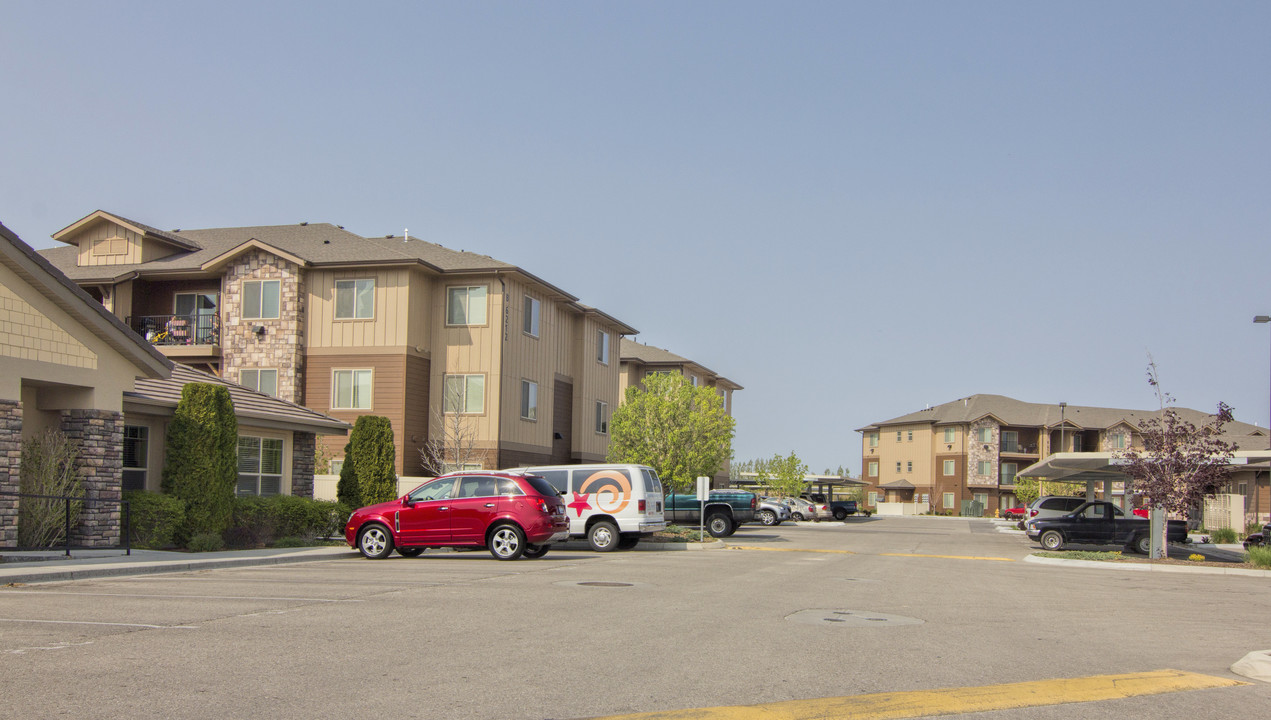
xmin=130 ymin=314 xmax=221 ymax=357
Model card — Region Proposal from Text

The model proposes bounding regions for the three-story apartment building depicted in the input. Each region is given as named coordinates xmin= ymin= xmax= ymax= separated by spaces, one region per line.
xmin=41 ymin=211 xmax=636 ymax=475
xmin=858 ymin=394 xmax=1267 ymax=515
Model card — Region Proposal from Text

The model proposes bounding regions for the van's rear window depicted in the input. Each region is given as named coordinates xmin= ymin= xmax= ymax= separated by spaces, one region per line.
xmin=641 ymin=468 xmax=662 ymax=493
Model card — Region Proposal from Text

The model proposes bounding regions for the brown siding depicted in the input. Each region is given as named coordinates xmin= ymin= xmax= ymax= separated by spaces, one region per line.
xmin=307 ymin=353 xmax=410 ymax=475
xmin=403 ymin=354 xmax=430 ymax=475
xmin=131 ymin=279 xmax=222 ymax=319
xmin=552 ymin=379 xmax=573 ymax=464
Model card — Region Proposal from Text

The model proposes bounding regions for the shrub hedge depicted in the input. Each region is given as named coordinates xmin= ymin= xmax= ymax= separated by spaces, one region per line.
xmin=124 ymin=490 xmax=187 ymax=549
xmin=125 ymin=491 xmax=349 ymax=550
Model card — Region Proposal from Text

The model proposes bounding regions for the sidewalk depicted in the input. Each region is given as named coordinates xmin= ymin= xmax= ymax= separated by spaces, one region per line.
xmin=0 ymin=545 xmax=354 ymax=585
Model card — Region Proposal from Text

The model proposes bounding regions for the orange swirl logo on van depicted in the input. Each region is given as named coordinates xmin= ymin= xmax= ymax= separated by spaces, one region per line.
xmin=577 ymin=471 xmax=631 ymax=514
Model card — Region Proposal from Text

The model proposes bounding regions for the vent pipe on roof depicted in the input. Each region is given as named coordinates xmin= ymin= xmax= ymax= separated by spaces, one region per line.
xmin=404 ymin=228 xmax=409 ymax=243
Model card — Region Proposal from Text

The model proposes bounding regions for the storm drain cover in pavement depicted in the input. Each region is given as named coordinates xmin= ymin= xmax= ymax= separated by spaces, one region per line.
xmin=787 ymin=609 xmax=924 ymax=628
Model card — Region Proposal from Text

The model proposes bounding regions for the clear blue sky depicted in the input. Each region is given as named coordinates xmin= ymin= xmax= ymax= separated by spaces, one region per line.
xmin=3 ymin=1 xmax=1269 ymax=474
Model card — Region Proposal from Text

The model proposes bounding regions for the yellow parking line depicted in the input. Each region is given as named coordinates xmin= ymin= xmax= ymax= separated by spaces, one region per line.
xmin=880 ymin=552 xmax=1015 ymax=562
xmin=725 ymin=546 xmax=855 ymax=555
xmin=585 ymin=669 xmax=1244 ymax=720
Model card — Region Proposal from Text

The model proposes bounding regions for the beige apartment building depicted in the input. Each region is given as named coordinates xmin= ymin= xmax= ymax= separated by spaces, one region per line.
xmin=858 ymin=394 xmax=1269 ymax=517
xmin=41 ymin=211 xmax=636 ymax=476
xmin=619 ymin=339 xmax=741 ymax=483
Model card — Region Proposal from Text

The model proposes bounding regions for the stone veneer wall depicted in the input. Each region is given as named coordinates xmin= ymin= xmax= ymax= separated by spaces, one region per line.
xmin=61 ymin=409 xmax=124 ymax=548
xmin=222 ymin=250 xmax=305 ymax=404
xmin=0 ymin=400 xmax=21 ymax=548
xmin=292 ymin=432 xmax=316 ymax=499
xmin=966 ymin=418 xmax=999 ymax=488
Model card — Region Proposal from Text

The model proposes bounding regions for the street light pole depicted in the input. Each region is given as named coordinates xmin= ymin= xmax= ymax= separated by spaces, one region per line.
xmin=1254 ymin=316 xmax=1271 ymax=522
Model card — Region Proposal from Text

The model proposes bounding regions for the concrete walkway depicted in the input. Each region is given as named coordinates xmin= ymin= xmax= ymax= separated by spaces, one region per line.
xmin=0 ymin=546 xmax=354 ymax=585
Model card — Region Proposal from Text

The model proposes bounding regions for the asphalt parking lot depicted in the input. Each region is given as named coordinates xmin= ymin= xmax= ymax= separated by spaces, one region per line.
xmin=3 ymin=516 xmax=1269 ymax=719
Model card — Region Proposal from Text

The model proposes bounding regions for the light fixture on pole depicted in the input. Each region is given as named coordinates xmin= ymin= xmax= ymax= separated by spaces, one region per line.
xmin=1254 ymin=316 xmax=1271 ymax=522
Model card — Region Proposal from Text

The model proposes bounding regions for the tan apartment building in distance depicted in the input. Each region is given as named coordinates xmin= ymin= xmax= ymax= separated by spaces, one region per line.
xmin=858 ymin=394 xmax=1270 ymax=518
xmin=619 ymin=338 xmax=742 ymax=484
xmin=40 ymin=210 xmax=636 ymax=477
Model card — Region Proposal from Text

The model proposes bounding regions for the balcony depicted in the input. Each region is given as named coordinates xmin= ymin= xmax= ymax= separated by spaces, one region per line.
xmin=1000 ymin=441 xmax=1039 ymax=457
xmin=130 ymin=314 xmax=221 ymax=360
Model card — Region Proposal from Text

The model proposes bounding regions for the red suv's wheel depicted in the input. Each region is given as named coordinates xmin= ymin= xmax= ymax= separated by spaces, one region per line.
xmin=357 ymin=524 xmax=394 ymax=559
xmin=489 ymin=524 xmax=526 ymax=560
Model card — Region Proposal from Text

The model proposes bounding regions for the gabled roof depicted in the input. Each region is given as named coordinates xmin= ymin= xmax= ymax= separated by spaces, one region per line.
xmin=620 ymin=339 xmax=742 ymax=390
xmin=857 ymin=393 xmax=1264 ymax=445
xmin=53 ymin=210 xmax=200 ymax=252
xmin=127 ymin=364 xmax=350 ymax=435
xmin=0 ymin=221 xmax=171 ymax=379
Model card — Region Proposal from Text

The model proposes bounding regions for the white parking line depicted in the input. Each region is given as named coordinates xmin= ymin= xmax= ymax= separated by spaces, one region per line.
xmin=0 ymin=618 xmax=197 ymax=629
xmin=4 ymin=590 xmax=362 ymax=602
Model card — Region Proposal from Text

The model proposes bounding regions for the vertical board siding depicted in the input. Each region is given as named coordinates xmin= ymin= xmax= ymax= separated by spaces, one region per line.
xmin=75 ymin=222 xmax=144 ymax=267
xmin=429 ymin=278 xmax=501 ymax=443
xmin=403 ymin=354 xmax=430 ymax=475
xmin=306 ymin=268 xmax=412 ymax=348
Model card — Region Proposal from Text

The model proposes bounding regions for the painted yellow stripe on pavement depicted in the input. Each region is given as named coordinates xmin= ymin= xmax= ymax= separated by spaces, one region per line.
xmin=880 ymin=552 xmax=1015 ymax=562
xmin=726 ymin=546 xmax=855 ymax=555
xmin=585 ymin=670 xmax=1244 ymax=720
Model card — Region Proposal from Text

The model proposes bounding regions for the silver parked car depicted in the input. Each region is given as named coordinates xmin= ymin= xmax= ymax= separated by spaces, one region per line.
xmin=781 ymin=497 xmax=832 ymax=521
xmin=756 ymin=498 xmax=793 ymax=526
xmin=1017 ymin=495 xmax=1089 ymax=531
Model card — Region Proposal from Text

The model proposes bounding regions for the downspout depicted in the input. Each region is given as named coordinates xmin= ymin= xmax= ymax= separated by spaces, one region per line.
xmin=497 ymin=274 xmax=506 ymax=469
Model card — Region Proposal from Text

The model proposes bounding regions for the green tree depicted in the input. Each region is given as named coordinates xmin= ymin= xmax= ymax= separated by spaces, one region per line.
xmin=607 ymin=372 xmax=735 ymax=493
xmin=162 ymin=383 xmax=237 ymax=538
xmin=338 ymin=416 xmax=398 ymax=507
xmin=750 ymin=452 xmax=809 ymax=498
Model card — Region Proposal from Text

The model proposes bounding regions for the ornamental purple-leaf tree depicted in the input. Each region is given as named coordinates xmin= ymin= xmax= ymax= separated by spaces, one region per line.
xmin=1117 ymin=362 xmax=1236 ymax=558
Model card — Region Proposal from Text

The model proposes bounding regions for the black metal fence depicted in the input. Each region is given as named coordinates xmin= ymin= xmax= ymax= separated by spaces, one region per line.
xmin=0 ymin=491 xmax=130 ymax=556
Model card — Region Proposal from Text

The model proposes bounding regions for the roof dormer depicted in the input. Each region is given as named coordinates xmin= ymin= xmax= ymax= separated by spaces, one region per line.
xmin=52 ymin=210 xmax=199 ymax=267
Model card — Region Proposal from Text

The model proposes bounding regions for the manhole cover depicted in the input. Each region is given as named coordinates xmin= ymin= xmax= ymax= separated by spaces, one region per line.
xmin=577 ymin=582 xmax=633 ymax=587
xmin=786 ymin=609 xmax=923 ymax=627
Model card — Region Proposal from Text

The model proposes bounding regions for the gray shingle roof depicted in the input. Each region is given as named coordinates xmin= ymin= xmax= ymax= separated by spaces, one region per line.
xmin=621 ymin=338 xmax=742 ymax=389
xmin=127 ymin=363 xmax=350 ymax=434
xmin=859 ymin=393 xmax=1264 ymax=444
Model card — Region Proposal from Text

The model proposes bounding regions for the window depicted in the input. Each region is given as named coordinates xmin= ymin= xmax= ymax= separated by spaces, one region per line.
xmin=597 ymin=330 xmax=610 ymax=364
xmin=444 ymin=374 xmax=485 ymax=414
xmin=943 ymin=493 xmax=955 ymax=509
xmin=869 ymin=433 xmax=878 ymax=448
xmin=867 ymin=491 xmax=878 ymax=505
xmin=943 ymin=427 xmax=954 ymax=443
xmin=1109 ymin=432 xmax=1126 ymax=450
xmin=973 ymin=492 xmax=988 ymax=508
xmin=1002 ymin=430 xmax=1019 ymax=453
xmin=896 ymin=431 xmax=902 ymax=442
xmin=895 ymin=461 xmax=901 ymax=473
xmin=174 ymin=292 xmax=218 ymax=343
xmin=447 ymin=285 xmax=487 ymax=325
xmin=975 ymin=427 xmax=992 ymax=443
xmin=943 ymin=459 xmax=955 ymax=476
xmin=977 ymin=461 xmax=991 ymax=476
xmin=595 ymin=401 xmax=608 ymax=434
xmin=520 ymin=380 xmax=538 ymax=420
xmin=332 ymin=369 xmax=372 ymax=409
xmin=237 ymin=436 xmax=283 ymax=496
xmin=240 ymin=368 xmax=278 ymax=397
xmin=690 ymin=375 xmax=699 ymax=387
xmin=523 ymin=296 xmax=540 ymax=337
xmin=906 ymin=461 xmax=912 ymax=472
xmin=868 ymin=461 xmax=878 ymax=477
xmin=92 ymin=235 xmax=127 ymax=256
xmin=907 ymin=430 xmax=913 ymax=441
xmin=330 ymin=459 xmax=343 ymax=474
xmin=242 ymin=279 xmax=280 ymax=319
xmin=1072 ymin=434 xmax=1084 ymax=452
xmin=1001 ymin=462 xmax=1018 ymax=485
xmin=122 ymin=426 xmax=148 ymax=491
xmin=335 ymin=279 xmax=375 ymax=319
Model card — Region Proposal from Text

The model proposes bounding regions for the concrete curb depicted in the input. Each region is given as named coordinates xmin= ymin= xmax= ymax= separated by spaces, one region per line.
xmin=1024 ymin=553 xmax=1271 ymax=578
xmin=555 ymin=539 xmax=725 ymax=552
xmin=0 ymin=547 xmax=353 ymax=585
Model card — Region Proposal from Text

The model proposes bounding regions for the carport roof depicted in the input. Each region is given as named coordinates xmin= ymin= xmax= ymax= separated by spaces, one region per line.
xmin=1017 ymin=451 xmax=1271 ymax=485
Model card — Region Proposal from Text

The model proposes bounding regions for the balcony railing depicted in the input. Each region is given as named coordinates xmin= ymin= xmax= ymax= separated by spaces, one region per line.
xmin=1000 ymin=442 xmax=1038 ymax=454
xmin=130 ymin=314 xmax=219 ymax=346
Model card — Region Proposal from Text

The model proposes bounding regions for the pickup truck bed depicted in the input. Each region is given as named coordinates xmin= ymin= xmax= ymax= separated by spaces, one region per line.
xmin=664 ymin=490 xmax=757 ymax=537
xmin=1025 ymin=501 xmax=1187 ymax=554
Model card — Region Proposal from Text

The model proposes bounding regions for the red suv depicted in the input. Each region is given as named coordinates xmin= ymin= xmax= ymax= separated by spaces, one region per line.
xmin=345 ymin=472 xmax=569 ymax=561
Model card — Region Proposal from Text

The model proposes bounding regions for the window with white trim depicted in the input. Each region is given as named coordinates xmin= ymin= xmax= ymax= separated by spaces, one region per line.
xmin=444 ymin=374 xmax=485 ymax=414
xmin=1109 ymin=432 xmax=1126 ymax=449
xmin=523 ymin=296 xmax=540 ymax=337
xmin=237 ymin=436 xmax=283 ymax=496
xmin=597 ymin=330 xmax=610 ymax=364
xmin=240 ymin=368 xmax=278 ymax=397
xmin=977 ymin=461 xmax=991 ymax=476
xmin=869 ymin=433 xmax=878 ymax=448
xmin=332 ymin=369 xmax=372 ymax=409
xmin=521 ymin=380 xmax=538 ymax=420
xmin=1001 ymin=462 xmax=1018 ymax=485
xmin=868 ymin=461 xmax=878 ymax=477
xmin=906 ymin=461 xmax=912 ymax=472
xmin=867 ymin=491 xmax=878 ymax=505
xmin=943 ymin=459 xmax=955 ymax=476
xmin=907 ymin=430 xmax=913 ymax=441
xmin=975 ymin=427 xmax=992 ymax=443
xmin=1002 ymin=430 xmax=1019 ymax=452
xmin=895 ymin=461 xmax=901 ymax=473
xmin=595 ymin=400 xmax=608 ymax=434
xmin=943 ymin=493 xmax=955 ymax=509
xmin=242 ymin=279 xmax=280 ymax=320
xmin=447 ymin=285 xmax=487 ymax=325
xmin=943 ymin=427 xmax=955 ymax=443
xmin=335 ymin=279 xmax=375 ymax=319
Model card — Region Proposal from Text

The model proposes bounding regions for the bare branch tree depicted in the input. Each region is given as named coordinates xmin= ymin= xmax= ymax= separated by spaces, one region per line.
xmin=418 ymin=407 xmax=484 ymax=475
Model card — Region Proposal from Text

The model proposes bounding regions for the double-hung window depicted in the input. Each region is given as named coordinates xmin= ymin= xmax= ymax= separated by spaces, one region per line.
xmin=521 ymin=380 xmax=538 ymax=420
xmin=445 ymin=374 xmax=485 ymax=414
xmin=332 ymin=369 xmax=372 ymax=409
xmin=240 ymin=368 xmax=278 ymax=397
xmin=122 ymin=426 xmax=148 ymax=491
xmin=447 ymin=286 xmax=487 ymax=325
xmin=943 ymin=459 xmax=955 ymax=476
xmin=237 ymin=436 xmax=283 ymax=496
xmin=869 ymin=433 xmax=878 ymax=448
xmin=597 ymin=330 xmax=610 ymax=364
xmin=943 ymin=427 xmax=955 ymax=443
xmin=523 ymin=296 xmax=540 ymax=337
xmin=595 ymin=401 xmax=608 ymax=434
xmin=242 ymin=280 xmax=280 ymax=319
xmin=335 ymin=279 xmax=375 ymax=319
xmin=943 ymin=493 xmax=955 ymax=509
xmin=868 ymin=461 xmax=878 ymax=477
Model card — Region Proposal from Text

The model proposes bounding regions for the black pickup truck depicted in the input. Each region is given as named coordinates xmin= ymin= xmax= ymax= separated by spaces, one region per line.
xmin=664 ymin=489 xmax=757 ymax=537
xmin=805 ymin=494 xmax=865 ymax=520
xmin=1025 ymin=501 xmax=1188 ymax=554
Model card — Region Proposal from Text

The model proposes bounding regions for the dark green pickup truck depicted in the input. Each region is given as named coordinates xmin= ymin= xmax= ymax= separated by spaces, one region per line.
xmin=664 ymin=489 xmax=757 ymax=537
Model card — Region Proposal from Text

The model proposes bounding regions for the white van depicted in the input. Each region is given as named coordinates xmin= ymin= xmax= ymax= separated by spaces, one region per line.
xmin=505 ymin=464 xmax=667 ymax=551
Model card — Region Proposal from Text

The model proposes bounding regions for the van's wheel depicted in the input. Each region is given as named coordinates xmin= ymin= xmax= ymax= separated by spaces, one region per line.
xmin=523 ymin=544 xmax=550 ymax=559
xmin=488 ymin=524 xmax=526 ymax=560
xmin=1134 ymin=534 xmax=1152 ymax=555
xmin=1039 ymin=530 xmax=1065 ymax=551
xmin=588 ymin=521 xmax=620 ymax=552
xmin=397 ymin=547 xmax=424 ymax=558
xmin=706 ymin=513 xmax=733 ymax=538
xmin=758 ymin=510 xmax=777 ymax=526
xmin=357 ymin=524 xmax=394 ymax=559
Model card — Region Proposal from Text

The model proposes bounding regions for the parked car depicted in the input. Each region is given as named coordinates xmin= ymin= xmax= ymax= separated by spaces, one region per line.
xmin=1243 ymin=523 xmax=1270 ymax=550
xmin=781 ymin=497 xmax=829 ymax=521
xmin=664 ymin=489 xmax=757 ymax=537
xmin=1016 ymin=495 xmax=1087 ymax=530
xmin=1025 ymin=500 xmax=1188 ymax=554
xmin=756 ymin=498 xmax=793 ymax=526
xmin=504 ymin=463 xmax=666 ymax=551
xmin=345 ymin=471 xmax=570 ymax=561
xmin=804 ymin=493 xmax=862 ymax=520
xmin=1002 ymin=506 xmax=1027 ymax=520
